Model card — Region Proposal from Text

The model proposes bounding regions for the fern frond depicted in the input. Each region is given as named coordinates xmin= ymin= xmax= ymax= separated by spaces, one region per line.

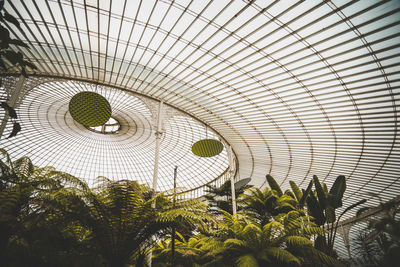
xmin=241 ymin=223 xmax=262 ymax=241
xmin=286 ymin=236 xmax=312 ymax=247
xmin=264 ymin=247 xmax=301 ymax=266
xmin=224 ymin=238 xmax=246 ymax=249
xmin=12 ymin=156 xmax=34 ymax=178
xmin=298 ymin=246 xmax=346 ymax=267
xmin=236 ymin=254 xmax=259 ymax=267
xmin=262 ymin=221 xmax=283 ymax=240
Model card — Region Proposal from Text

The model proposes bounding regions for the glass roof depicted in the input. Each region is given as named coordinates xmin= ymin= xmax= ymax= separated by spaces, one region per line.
xmin=0 ymin=77 xmax=229 ymax=192
xmin=1 ymin=0 xmax=399 ymax=242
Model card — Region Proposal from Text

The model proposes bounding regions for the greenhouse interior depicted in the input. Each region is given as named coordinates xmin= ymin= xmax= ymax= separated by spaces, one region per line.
xmin=0 ymin=0 xmax=399 ymax=266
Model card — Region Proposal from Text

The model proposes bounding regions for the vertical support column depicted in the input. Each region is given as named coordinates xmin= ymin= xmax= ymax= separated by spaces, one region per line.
xmin=152 ymin=101 xmax=164 ymax=192
xmin=0 ymin=75 xmax=25 ymax=138
xmin=171 ymin=166 xmax=178 ymax=267
xmin=228 ymin=145 xmax=237 ymax=215
xmin=148 ymin=100 xmax=164 ymax=267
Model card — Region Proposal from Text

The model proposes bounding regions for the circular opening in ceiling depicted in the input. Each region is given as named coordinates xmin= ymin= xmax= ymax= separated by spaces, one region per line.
xmin=87 ymin=117 xmax=121 ymax=134
xmin=69 ymin=91 xmax=111 ymax=127
xmin=192 ymin=139 xmax=224 ymax=157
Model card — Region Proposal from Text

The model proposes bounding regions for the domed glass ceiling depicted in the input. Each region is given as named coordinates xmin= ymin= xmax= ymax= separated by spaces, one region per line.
xmin=0 ymin=77 xmax=229 ymax=193
xmin=0 ymin=0 xmax=399 ymax=228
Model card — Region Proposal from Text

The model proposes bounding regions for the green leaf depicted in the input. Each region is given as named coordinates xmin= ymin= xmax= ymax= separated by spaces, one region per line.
xmin=3 ymin=12 xmax=20 ymax=28
xmin=24 ymin=61 xmax=37 ymax=70
xmin=12 ymin=156 xmax=34 ymax=177
xmin=236 ymin=254 xmax=259 ymax=267
xmin=224 ymin=238 xmax=246 ymax=249
xmin=306 ymin=193 xmax=325 ymax=226
xmin=0 ymin=26 xmax=10 ymax=42
xmin=286 ymin=236 xmax=312 ymax=247
xmin=8 ymin=121 xmax=21 ymax=138
xmin=3 ymin=50 xmax=18 ymax=64
xmin=299 ymin=179 xmax=313 ymax=208
xmin=264 ymin=247 xmax=300 ymax=266
xmin=266 ymin=174 xmax=282 ymax=197
xmin=284 ymin=189 xmax=295 ymax=199
xmin=0 ymin=101 xmax=17 ymax=118
xmin=289 ymin=181 xmax=302 ymax=202
xmin=242 ymin=223 xmax=262 ymax=238
xmin=328 ymin=175 xmax=346 ymax=208
xmin=322 ymin=183 xmax=328 ymax=195
xmin=9 ymin=39 xmax=29 ymax=48
xmin=325 ymin=206 xmax=336 ymax=223
xmin=262 ymin=221 xmax=282 ymax=240
xmin=313 ymin=175 xmax=327 ymax=209
xmin=340 ymin=199 xmax=367 ymax=219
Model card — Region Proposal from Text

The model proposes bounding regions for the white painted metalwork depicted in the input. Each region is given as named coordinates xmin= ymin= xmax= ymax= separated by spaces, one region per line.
xmin=152 ymin=100 xmax=164 ymax=192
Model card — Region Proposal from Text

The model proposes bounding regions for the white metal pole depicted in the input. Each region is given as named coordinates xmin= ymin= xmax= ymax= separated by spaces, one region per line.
xmin=148 ymin=100 xmax=164 ymax=267
xmin=228 ymin=145 xmax=237 ymax=215
xmin=152 ymin=101 xmax=164 ymax=191
xmin=0 ymin=75 xmax=25 ymax=139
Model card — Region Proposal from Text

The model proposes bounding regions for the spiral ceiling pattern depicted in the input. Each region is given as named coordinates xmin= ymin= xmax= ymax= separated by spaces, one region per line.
xmin=0 ymin=0 xmax=399 ymax=248
xmin=0 ymin=78 xmax=229 ymax=191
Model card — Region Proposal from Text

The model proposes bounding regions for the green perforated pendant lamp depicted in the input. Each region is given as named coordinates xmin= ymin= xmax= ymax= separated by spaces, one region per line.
xmin=192 ymin=139 xmax=224 ymax=157
xmin=69 ymin=91 xmax=112 ymax=127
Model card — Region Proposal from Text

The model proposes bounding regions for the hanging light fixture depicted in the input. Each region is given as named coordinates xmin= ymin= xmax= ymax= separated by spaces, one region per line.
xmin=69 ymin=91 xmax=111 ymax=127
xmin=192 ymin=125 xmax=223 ymax=157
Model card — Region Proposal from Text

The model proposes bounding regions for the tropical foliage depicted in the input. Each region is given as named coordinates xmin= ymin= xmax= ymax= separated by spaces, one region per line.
xmin=0 ymin=149 xmax=211 ymax=267
xmin=238 ymin=185 xmax=298 ymax=226
xmin=305 ymin=175 xmax=366 ymax=257
xmin=4 ymin=147 xmax=385 ymax=267
xmin=204 ymin=179 xmax=251 ymax=214
xmin=205 ymin=211 xmax=344 ymax=267
xmin=154 ymin=175 xmax=347 ymax=267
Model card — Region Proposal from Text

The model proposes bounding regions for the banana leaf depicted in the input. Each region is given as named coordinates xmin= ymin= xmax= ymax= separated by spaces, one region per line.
xmin=266 ymin=174 xmax=283 ymax=197
xmin=327 ymin=175 xmax=346 ymax=209
xmin=289 ymin=181 xmax=302 ymax=202
xmin=299 ymin=179 xmax=313 ymax=209
xmin=325 ymin=207 xmax=336 ymax=224
xmin=313 ymin=175 xmax=327 ymax=209
xmin=306 ymin=192 xmax=325 ymax=226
